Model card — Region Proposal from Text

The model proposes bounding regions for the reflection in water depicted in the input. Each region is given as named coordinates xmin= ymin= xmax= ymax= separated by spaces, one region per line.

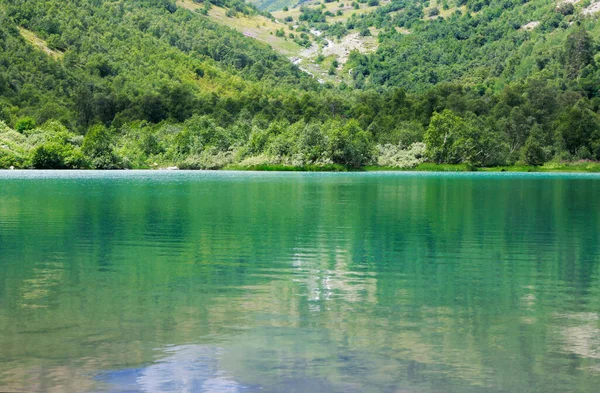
xmin=1 ymin=171 xmax=600 ymax=393
xmin=99 ymin=345 xmax=246 ymax=393
xmin=20 ymin=260 xmax=64 ymax=309
xmin=559 ymin=313 xmax=600 ymax=361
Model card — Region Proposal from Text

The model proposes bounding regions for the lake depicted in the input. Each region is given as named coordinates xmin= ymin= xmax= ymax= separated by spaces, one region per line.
xmin=1 ymin=171 xmax=600 ymax=393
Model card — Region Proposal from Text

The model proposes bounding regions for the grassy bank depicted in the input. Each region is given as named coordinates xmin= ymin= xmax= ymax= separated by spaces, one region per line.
xmin=225 ymin=162 xmax=600 ymax=173
xmin=4 ymin=162 xmax=600 ymax=173
xmin=223 ymin=163 xmax=348 ymax=172
xmin=478 ymin=162 xmax=600 ymax=173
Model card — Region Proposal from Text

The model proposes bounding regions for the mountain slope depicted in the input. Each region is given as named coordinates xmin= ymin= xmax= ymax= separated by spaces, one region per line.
xmin=284 ymin=0 xmax=600 ymax=92
xmin=0 ymin=0 xmax=317 ymax=130
xmin=196 ymin=0 xmax=383 ymax=82
xmin=250 ymin=0 xmax=300 ymax=12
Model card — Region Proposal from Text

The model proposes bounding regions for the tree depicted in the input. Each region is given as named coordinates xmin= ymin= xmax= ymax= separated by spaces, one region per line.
xmin=565 ymin=29 xmax=595 ymax=79
xmin=82 ymin=125 xmax=122 ymax=169
xmin=428 ymin=7 xmax=440 ymax=17
xmin=326 ymin=120 xmax=374 ymax=167
xmin=521 ymin=124 xmax=546 ymax=166
xmin=295 ymin=122 xmax=326 ymax=163
xmin=424 ymin=110 xmax=465 ymax=164
xmin=32 ymin=142 xmax=87 ymax=169
xmin=15 ymin=117 xmax=36 ymax=133
xmin=425 ymin=110 xmax=506 ymax=166
xmin=555 ymin=100 xmax=600 ymax=156
xmin=556 ymin=3 xmax=574 ymax=16
xmin=498 ymin=107 xmax=534 ymax=157
xmin=359 ymin=28 xmax=372 ymax=37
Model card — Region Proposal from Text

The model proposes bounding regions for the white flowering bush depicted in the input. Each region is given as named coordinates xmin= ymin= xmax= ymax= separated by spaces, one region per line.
xmin=178 ymin=147 xmax=238 ymax=169
xmin=376 ymin=142 xmax=426 ymax=168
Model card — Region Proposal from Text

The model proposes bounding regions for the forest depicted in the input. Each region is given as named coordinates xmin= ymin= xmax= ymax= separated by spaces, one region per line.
xmin=1 ymin=0 xmax=600 ymax=170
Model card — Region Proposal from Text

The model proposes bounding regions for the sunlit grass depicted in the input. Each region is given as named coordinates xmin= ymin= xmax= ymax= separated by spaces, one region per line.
xmin=225 ymin=163 xmax=347 ymax=171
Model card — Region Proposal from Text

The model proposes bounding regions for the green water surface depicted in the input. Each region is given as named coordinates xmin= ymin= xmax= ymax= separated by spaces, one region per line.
xmin=1 ymin=171 xmax=600 ymax=393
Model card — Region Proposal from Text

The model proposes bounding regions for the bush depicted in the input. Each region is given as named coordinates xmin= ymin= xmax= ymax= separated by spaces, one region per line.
xmin=521 ymin=135 xmax=546 ymax=166
xmin=359 ymin=28 xmax=372 ymax=37
xmin=178 ymin=146 xmax=237 ymax=169
xmin=377 ymin=142 xmax=426 ymax=168
xmin=556 ymin=3 xmax=574 ymax=16
xmin=31 ymin=142 xmax=88 ymax=169
xmin=82 ymin=125 xmax=122 ymax=169
xmin=326 ymin=120 xmax=374 ymax=167
xmin=295 ymin=123 xmax=327 ymax=164
xmin=428 ymin=7 xmax=440 ymax=17
xmin=425 ymin=110 xmax=507 ymax=166
xmin=0 ymin=149 xmax=24 ymax=168
xmin=15 ymin=117 xmax=36 ymax=133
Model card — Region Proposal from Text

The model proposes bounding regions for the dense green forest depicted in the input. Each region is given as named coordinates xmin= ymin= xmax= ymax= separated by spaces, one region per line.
xmin=1 ymin=0 xmax=600 ymax=170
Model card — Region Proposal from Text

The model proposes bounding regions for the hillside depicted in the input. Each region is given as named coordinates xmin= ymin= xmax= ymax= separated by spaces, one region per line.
xmin=2 ymin=0 xmax=600 ymax=172
xmin=178 ymin=0 xmax=381 ymax=83
xmin=250 ymin=0 xmax=300 ymax=11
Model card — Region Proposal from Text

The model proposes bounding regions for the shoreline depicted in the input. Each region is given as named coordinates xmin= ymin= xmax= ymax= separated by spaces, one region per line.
xmin=3 ymin=162 xmax=600 ymax=173
xmin=223 ymin=162 xmax=600 ymax=173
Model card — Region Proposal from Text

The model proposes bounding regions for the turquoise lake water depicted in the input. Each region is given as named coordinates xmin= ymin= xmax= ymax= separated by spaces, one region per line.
xmin=1 ymin=171 xmax=600 ymax=392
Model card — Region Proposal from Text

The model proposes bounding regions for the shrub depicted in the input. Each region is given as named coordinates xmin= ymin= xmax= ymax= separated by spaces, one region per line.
xmin=521 ymin=135 xmax=546 ymax=166
xmin=31 ymin=142 xmax=88 ymax=169
xmin=428 ymin=7 xmax=440 ymax=17
xmin=556 ymin=3 xmax=574 ymax=16
xmin=15 ymin=117 xmax=36 ymax=133
xmin=178 ymin=147 xmax=237 ymax=170
xmin=0 ymin=149 xmax=24 ymax=168
xmin=82 ymin=125 xmax=122 ymax=169
xmin=326 ymin=120 xmax=374 ymax=167
xmin=377 ymin=142 xmax=426 ymax=168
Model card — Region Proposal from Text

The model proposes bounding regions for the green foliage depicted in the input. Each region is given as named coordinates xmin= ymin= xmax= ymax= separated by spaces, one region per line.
xmin=0 ymin=0 xmax=315 ymax=132
xmin=425 ymin=110 xmax=466 ymax=164
xmin=82 ymin=125 xmax=122 ymax=169
xmin=32 ymin=142 xmax=86 ymax=169
xmin=556 ymin=3 xmax=574 ymax=16
xmin=326 ymin=119 xmax=374 ymax=167
xmin=15 ymin=117 xmax=37 ymax=133
xmin=2 ymin=0 xmax=600 ymax=170
xmin=428 ymin=7 xmax=439 ymax=17
xmin=555 ymin=101 xmax=600 ymax=158
xmin=564 ymin=29 xmax=595 ymax=80
xmin=425 ymin=110 xmax=506 ymax=166
xmin=521 ymin=125 xmax=546 ymax=166
xmin=359 ymin=28 xmax=371 ymax=37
